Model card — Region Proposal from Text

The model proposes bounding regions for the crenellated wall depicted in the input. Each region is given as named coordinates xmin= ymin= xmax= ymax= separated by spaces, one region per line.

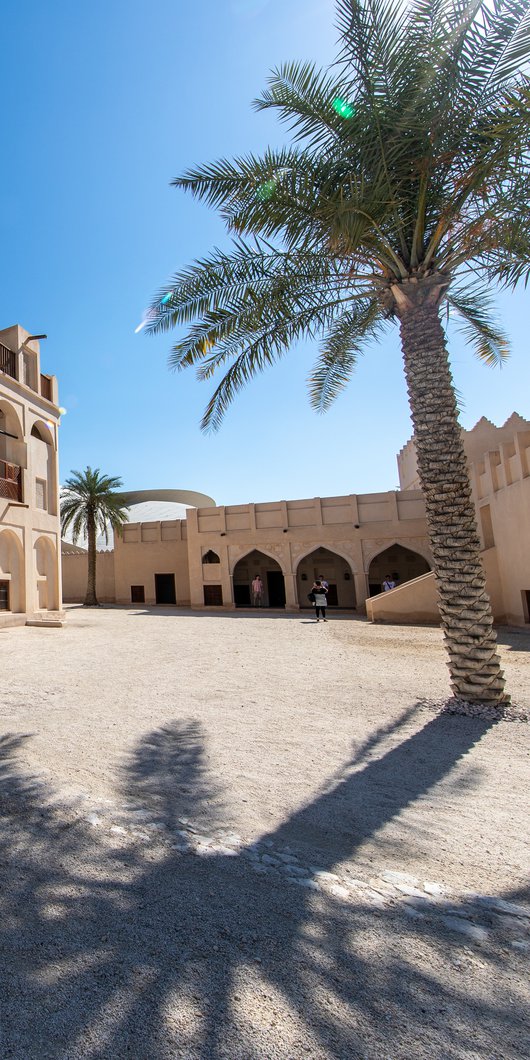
xmin=395 ymin=413 xmax=530 ymax=626
xmin=60 ymin=413 xmax=530 ymax=626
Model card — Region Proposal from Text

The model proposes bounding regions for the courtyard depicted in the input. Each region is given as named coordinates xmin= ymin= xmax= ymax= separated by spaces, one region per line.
xmin=0 ymin=606 xmax=529 ymax=1058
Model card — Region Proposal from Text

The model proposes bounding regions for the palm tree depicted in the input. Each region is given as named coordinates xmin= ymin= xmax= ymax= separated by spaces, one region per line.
xmin=148 ymin=0 xmax=530 ymax=707
xmin=61 ymin=468 xmax=129 ymax=607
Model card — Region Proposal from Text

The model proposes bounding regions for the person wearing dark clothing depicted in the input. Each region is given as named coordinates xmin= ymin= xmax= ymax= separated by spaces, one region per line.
xmin=311 ymin=580 xmax=328 ymax=622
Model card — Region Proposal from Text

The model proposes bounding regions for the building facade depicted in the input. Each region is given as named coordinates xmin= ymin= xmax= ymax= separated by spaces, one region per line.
xmin=62 ymin=414 xmax=530 ymax=627
xmin=0 ymin=325 xmax=63 ymax=628
xmin=391 ymin=413 xmax=530 ymax=626
xmin=63 ymin=487 xmax=432 ymax=613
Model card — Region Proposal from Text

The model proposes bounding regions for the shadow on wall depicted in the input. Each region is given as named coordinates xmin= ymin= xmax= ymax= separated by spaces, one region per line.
xmin=0 ymin=714 xmax=527 ymax=1059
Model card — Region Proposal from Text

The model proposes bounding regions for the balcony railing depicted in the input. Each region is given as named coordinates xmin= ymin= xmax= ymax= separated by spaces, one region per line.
xmin=0 ymin=343 xmax=17 ymax=381
xmin=0 ymin=461 xmax=22 ymax=502
xmin=40 ymin=374 xmax=53 ymax=401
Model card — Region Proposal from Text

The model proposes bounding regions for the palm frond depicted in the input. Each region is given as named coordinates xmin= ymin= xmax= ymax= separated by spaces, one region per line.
xmin=60 ymin=468 xmax=128 ymax=544
xmin=254 ymin=61 xmax=356 ymax=152
xmin=148 ymin=0 xmax=530 ymax=429
xmin=309 ymin=299 xmax=384 ymax=411
xmin=446 ymin=281 xmax=511 ymax=366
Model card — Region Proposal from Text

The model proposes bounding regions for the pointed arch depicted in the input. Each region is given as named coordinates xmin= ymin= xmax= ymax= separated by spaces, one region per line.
xmin=362 ymin=538 xmax=432 ymax=570
xmin=202 ymin=549 xmax=220 ymax=564
xmin=229 ymin=546 xmax=286 ymax=576
xmin=367 ymin=543 xmax=431 ymax=597
xmin=232 ymin=548 xmax=285 ymax=608
xmin=294 ymin=543 xmax=358 ymax=573
xmin=295 ymin=546 xmax=356 ymax=609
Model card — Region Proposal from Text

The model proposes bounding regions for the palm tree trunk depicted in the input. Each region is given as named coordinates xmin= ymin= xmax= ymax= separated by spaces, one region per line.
xmin=393 ymin=280 xmax=506 ymax=706
xmin=85 ymin=513 xmax=99 ymax=607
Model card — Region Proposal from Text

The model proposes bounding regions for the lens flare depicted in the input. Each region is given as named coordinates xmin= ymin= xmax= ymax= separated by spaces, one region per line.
xmin=134 ymin=308 xmax=158 ymax=334
xmin=161 ymin=292 xmax=172 ymax=305
xmin=332 ymin=97 xmax=355 ymax=119
xmin=58 ymin=407 xmax=67 ymax=416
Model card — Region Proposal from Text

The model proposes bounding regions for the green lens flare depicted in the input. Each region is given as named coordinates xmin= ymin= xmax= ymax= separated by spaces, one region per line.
xmin=332 ymin=97 xmax=355 ymax=119
xmin=256 ymin=179 xmax=276 ymax=201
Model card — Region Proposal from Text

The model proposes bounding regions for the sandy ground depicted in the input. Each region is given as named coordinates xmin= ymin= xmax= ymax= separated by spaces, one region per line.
xmin=0 ymin=605 xmax=529 ymax=1059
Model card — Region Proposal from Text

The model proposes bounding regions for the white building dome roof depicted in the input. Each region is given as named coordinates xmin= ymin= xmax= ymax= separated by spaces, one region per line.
xmin=62 ymin=487 xmax=215 ymax=552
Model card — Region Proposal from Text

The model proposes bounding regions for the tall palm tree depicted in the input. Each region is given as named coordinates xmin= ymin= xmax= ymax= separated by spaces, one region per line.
xmin=148 ymin=0 xmax=530 ymax=707
xmin=61 ymin=468 xmax=129 ymax=607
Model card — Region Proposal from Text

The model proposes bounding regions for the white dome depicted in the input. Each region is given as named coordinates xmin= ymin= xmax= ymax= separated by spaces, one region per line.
xmin=62 ymin=487 xmax=216 ymax=552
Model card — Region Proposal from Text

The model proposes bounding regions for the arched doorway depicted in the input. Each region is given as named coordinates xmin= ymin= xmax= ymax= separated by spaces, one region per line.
xmin=233 ymin=550 xmax=285 ymax=608
xmin=296 ymin=547 xmax=356 ymax=608
xmin=368 ymin=544 xmax=430 ymax=596
xmin=0 ymin=530 xmax=25 ymax=613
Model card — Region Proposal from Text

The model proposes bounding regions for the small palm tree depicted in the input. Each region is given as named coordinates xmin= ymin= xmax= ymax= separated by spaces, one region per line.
xmin=148 ymin=0 xmax=530 ymax=708
xmin=61 ymin=468 xmax=129 ymax=607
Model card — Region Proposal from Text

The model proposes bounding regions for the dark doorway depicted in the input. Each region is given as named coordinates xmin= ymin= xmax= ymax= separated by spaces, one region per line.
xmin=131 ymin=585 xmax=145 ymax=604
xmin=234 ymin=583 xmax=251 ymax=607
xmin=368 ymin=544 xmax=430 ymax=595
xmin=267 ymin=570 xmax=286 ymax=608
xmin=296 ymin=548 xmax=355 ymax=609
xmin=0 ymin=581 xmax=9 ymax=610
xmin=154 ymin=573 xmax=176 ymax=605
xmin=233 ymin=549 xmax=285 ymax=608
xmin=326 ymin=584 xmax=338 ymax=606
xmin=203 ymin=584 xmax=223 ymax=606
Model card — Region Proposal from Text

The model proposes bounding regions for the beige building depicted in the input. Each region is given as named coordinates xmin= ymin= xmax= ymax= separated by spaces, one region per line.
xmin=62 ymin=413 xmax=530 ymax=628
xmin=63 ymin=486 xmax=432 ymax=614
xmin=0 ymin=324 xmax=63 ymax=628
xmin=368 ymin=413 xmax=530 ymax=626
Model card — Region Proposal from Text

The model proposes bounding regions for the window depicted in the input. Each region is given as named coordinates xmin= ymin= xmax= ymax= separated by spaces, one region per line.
xmin=204 ymin=584 xmax=223 ymax=606
xmin=131 ymin=585 xmax=145 ymax=604
xmin=0 ymin=581 xmax=9 ymax=610
xmin=202 ymin=550 xmax=220 ymax=564
xmin=36 ymin=478 xmax=47 ymax=510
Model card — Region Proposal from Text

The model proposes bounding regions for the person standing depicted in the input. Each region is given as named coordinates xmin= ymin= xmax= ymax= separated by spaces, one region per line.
xmin=311 ymin=579 xmax=328 ymax=621
xmin=251 ymin=574 xmax=264 ymax=606
xmin=382 ymin=574 xmax=396 ymax=592
xmin=318 ymin=574 xmax=329 ymax=590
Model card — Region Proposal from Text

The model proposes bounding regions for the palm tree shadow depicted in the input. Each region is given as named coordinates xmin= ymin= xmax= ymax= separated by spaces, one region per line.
xmin=120 ymin=718 xmax=224 ymax=833
xmin=0 ymin=710 xmax=526 ymax=1059
xmin=264 ymin=706 xmax=496 ymax=861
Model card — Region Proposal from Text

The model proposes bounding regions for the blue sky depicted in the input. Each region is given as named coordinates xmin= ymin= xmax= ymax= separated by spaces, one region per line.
xmin=1 ymin=0 xmax=528 ymax=505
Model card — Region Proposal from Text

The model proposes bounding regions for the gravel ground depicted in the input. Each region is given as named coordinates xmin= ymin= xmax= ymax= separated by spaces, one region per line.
xmin=0 ymin=605 xmax=529 ymax=1059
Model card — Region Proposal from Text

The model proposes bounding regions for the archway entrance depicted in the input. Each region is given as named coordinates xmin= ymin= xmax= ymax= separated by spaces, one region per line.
xmin=233 ymin=550 xmax=285 ymax=608
xmin=0 ymin=530 xmax=25 ymax=612
xmin=368 ymin=544 xmax=430 ymax=596
xmin=296 ymin=547 xmax=355 ymax=609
